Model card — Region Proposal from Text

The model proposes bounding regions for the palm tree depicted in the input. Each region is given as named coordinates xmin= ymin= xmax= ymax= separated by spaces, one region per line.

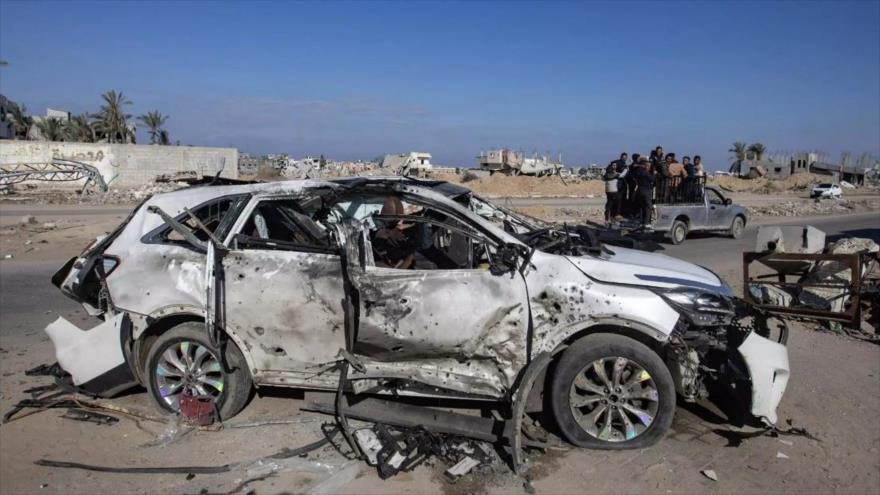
xmin=747 ymin=142 xmax=767 ymax=161
xmin=137 ymin=110 xmax=169 ymax=144
xmin=729 ymin=142 xmax=748 ymax=162
xmin=7 ymin=101 xmax=33 ymax=139
xmin=64 ymin=113 xmax=96 ymax=143
xmin=94 ymin=90 xmax=133 ymax=143
xmin=35 ymin=118 xmax=65 ymax=141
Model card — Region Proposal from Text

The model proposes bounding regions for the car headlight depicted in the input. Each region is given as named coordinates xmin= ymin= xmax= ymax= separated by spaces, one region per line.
xmin=656 ymin=288 xmax=735 ymax=327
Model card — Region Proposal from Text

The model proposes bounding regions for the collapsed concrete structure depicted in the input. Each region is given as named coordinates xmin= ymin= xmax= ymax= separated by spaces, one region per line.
xmin=477 ymin=149 xmax=563 ymax=176
xmin=732 ymin=151 xmax=879 ymax=185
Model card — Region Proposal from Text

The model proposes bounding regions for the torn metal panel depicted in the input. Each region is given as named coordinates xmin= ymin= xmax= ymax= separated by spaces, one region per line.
xmin=336 ymin=221 xmax=528 ymax=395
xmin=43 ymin=313 xmax=137 ymax=397
xmin=529 ymin=251 xmax=680 ymax=354
xmin=220 ymin=249 xmax=347 ymax=377
xmin=737 ymin=332 xmax=790 ymax=424
xmin=348 ymin=357 xmax=507 ymax=398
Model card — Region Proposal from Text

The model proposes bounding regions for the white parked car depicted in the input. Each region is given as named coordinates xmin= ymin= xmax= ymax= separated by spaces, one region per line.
xmin=810 ymin=183 xmax=842 ymax=199
xmin=48 ymin=177 xmax=790 ymax=449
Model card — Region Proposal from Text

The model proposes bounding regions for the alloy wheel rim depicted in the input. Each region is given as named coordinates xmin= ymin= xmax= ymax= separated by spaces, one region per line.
xmin=569 ymin=356 xmax=660 ymax=442
xmin=155 ymin=341 xmax=225 ymax=411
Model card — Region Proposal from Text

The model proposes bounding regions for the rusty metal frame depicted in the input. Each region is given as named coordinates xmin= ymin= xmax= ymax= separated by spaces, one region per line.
xmin=742 ymin=251 xmax=866 ymax=324
xmin=0 ymin=159 xmax=108 ymax=192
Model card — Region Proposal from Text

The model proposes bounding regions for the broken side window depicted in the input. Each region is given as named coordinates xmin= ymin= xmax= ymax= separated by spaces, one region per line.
xmin=233 ymin=198 xmax=334 ymax=253
xmin=370 ymin=205 xmax=497 ymax=271
xmin=143 ymin=194 xmax=250 ymax=248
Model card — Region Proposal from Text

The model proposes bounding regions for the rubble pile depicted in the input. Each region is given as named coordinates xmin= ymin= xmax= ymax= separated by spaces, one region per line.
xmin=799 ymin=238 xmax=879 ymax=313
xmin=0 ymin=182 xmax=188 ymax=205
xmin=441 ymin=172 xmax=605 ymax=198
xmin=748 ymin=198 xmax=880 ymax=217
xmin=710 ymin=173 xmax=828 ymax=193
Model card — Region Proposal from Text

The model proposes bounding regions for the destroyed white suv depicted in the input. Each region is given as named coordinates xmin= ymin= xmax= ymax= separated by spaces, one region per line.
xmin=48 ymin=177 xmax=790 ymax=449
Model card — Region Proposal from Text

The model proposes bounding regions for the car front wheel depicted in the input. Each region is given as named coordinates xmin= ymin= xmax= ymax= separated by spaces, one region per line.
xmin=550 ymin=333 xmax=675 ymax=449
xmin=145 ymin=322 xmax=253 ymax=420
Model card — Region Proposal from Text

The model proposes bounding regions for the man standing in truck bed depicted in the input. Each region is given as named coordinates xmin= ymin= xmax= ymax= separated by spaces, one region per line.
xmin=632 ymin=157 xmax=655 ymax=228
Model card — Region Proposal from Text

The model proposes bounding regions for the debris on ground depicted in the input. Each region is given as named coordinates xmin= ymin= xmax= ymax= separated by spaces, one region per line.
xmin=349 ymin=423 xmax=500 ymax=481
xmin=747 ymin=226 xmax=880 ymax=337
xmin=61 ymin=409 xmax=119 ymax=426
xmin=747 ymin=198 xmax=880 ymax=218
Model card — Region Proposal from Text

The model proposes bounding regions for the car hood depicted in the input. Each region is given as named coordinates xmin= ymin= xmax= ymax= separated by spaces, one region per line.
xmin=565 ymin=246 xmax=732 ymax=295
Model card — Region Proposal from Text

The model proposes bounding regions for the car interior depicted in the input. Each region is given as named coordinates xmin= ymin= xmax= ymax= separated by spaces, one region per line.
xmin=232 ymin=192 xmax=496 ymax=270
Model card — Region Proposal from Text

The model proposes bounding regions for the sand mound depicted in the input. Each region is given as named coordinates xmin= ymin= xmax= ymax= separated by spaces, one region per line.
xmin=439 ymin=173 xmax=604 ymax=197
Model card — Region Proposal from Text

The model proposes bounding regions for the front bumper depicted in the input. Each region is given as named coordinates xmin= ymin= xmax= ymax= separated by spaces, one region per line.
xmin=737 ymin=331 xmax=790 ymax=424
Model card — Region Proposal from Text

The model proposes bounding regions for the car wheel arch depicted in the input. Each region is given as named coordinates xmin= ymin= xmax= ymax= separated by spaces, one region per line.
xmin=134 ymin=312 xmax=259 ymax=386
xmin=519 ymin=322 xmax=670 ymax=419
xmin=673 ymin=215 xmax=690 ymax=227
xmin=534 ymin=319 xmax=669 ymax=363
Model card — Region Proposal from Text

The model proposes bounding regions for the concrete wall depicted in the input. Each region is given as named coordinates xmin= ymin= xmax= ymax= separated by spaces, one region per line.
xmin=0 ymin=141 xmax=238 ymax=187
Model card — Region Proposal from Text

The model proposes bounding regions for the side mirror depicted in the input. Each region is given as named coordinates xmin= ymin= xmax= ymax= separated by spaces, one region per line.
xmin=490 ymin=243 xmax=521 ymax=276
xmin=724 ymin=198 xmax=732 ymax=206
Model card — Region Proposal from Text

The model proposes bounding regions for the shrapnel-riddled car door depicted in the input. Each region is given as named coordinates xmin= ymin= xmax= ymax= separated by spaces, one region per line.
xmin=216 ymin=197 xmax=347 ymax=389
xmin=335 ymin=220 xmax=530 ymax=398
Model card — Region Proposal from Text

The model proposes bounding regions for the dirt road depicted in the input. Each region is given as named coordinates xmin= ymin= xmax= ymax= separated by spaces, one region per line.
xmin=0 ymin=208 xmax=878 ymax=494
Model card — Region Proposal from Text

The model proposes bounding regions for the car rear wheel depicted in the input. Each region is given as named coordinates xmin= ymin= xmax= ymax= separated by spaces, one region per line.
xmin=728 ymin=216 xmax=745 ymax=239
xmin=550 ymin=333 xmax=675 ymax=449
xmin=669 ymin=220 xmax=688 ymax=245
xmin=145 ymin=322 xmax=252 ymax=420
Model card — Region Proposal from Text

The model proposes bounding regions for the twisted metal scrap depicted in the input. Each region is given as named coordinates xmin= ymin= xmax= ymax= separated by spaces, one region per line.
xmin=0 ymin=159 xmax=107 ymax=193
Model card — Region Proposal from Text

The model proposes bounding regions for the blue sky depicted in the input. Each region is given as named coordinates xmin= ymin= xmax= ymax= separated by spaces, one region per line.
xmin=1 ymin=1 xmax=878 ymax=169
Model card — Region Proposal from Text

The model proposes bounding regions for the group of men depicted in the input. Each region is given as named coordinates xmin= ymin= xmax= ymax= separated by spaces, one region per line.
xmin=603 ymin=146 xmax=707 ymax=227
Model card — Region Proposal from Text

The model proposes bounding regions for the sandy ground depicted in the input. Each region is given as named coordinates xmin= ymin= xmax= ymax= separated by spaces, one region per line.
xmin=0 ymin=204 xmax=878 ymax=494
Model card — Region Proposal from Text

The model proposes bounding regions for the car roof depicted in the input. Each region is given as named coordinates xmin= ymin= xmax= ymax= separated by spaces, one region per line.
xmin=152 ymin=176 xmax=472 ymax=204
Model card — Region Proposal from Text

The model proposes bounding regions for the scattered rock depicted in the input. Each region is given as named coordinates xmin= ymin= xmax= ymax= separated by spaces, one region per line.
xmin=20 ymin=215 xmax=36 ymax=225
xmin=42 ymin=222 xmax=57 ymax=230
xmin=24 ymin=240 xmax=32 ymax=245
xmin=748 ymin=198 xmax=880 ymax=218
xmin=3 ymin=254 xmax=13 ymax=260
xmin=701 ymin=469 xmax=718 ymax=481
xmin=776 ymin=452 xmax=789 ymax=459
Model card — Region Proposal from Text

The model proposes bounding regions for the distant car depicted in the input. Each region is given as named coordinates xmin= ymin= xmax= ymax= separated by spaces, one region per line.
xmin=810 ymin=183 xmax=842 ymax=199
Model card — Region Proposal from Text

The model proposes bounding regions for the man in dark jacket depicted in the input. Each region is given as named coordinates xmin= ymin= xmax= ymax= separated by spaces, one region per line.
xmin=632 ymin=157 xmax=655 ymax=228
xmin=624 ymin=153 xmax=641 ymax=216
xmin=650 ymin=146 xmax=664 ymax=170
xmin=682 ymin=156 xmax=697 ymax=201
